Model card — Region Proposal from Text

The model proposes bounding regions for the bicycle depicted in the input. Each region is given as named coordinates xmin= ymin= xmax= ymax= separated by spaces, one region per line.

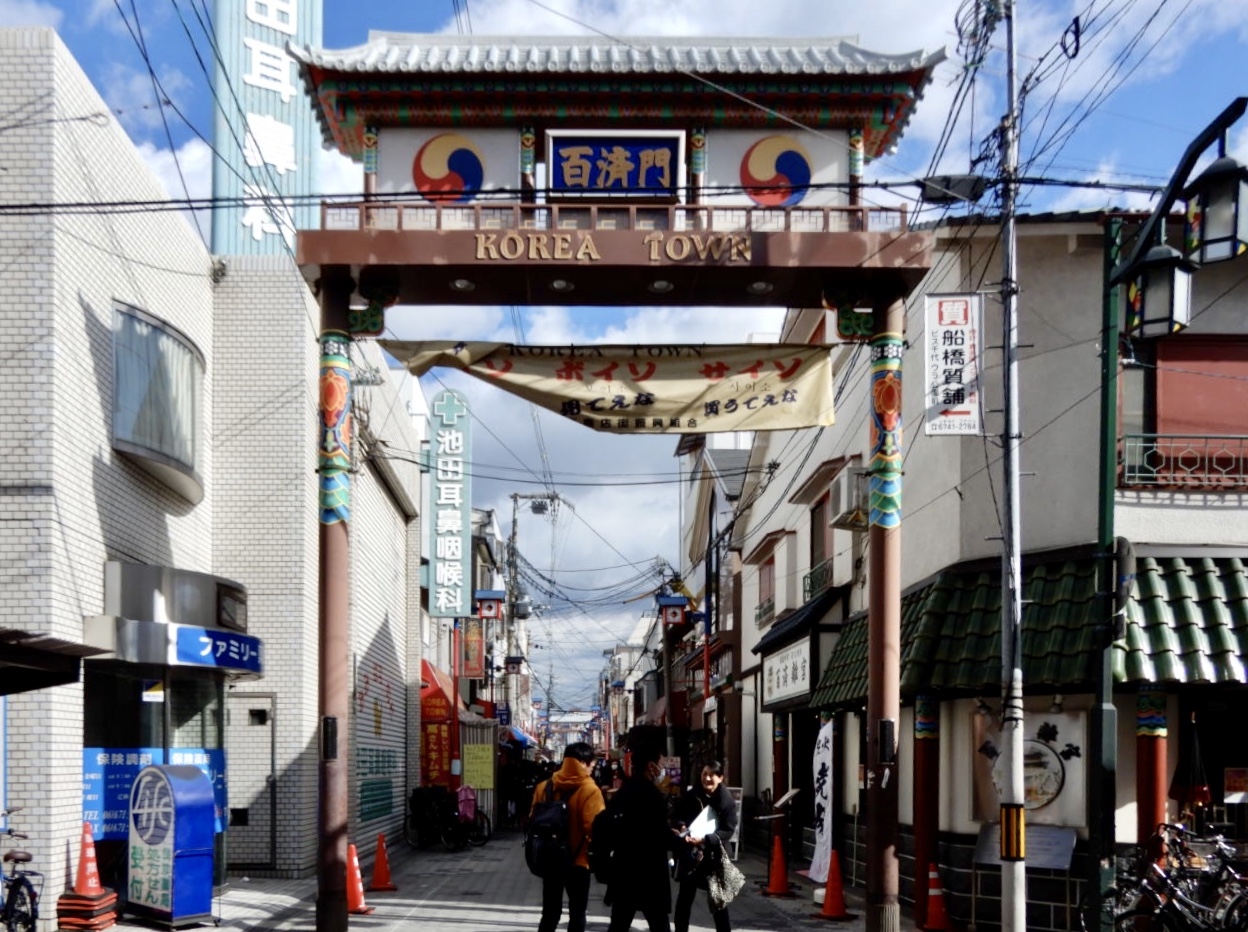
xmin=1 ymin=807 xmax=41 ymax=932
xmin=1084 ymin=823 xmax=1248 ymax=932
xmin=404 ymin=785 xmax=490 ymax=852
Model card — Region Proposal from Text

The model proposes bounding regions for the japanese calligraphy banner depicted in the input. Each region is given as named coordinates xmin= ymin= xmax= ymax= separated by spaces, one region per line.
xmin=379 ymin=342 xmax=836 ymax=434
xmin=808 ymin=718 xmax=835 ymax=883
xmin=924 ymin=293 xmax=984 ymax=436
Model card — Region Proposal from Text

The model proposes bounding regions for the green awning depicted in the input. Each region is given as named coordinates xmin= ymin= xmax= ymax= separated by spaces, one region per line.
xmin=810 ymin=555 xmax=1248 ymax=709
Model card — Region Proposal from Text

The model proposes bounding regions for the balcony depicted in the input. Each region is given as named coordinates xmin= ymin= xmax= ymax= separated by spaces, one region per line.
xmin=754 ymin=595 xmax=775 ymax=628
xmin=1122 ymin=434 xmax=1248 ymax=488
xmin=297 ymin=199 xmax=933 ymax=311
xmin=804 ymin=559 xmax=835 ymax=602
xmin=321 ymin=200 xmax=906 ymax=236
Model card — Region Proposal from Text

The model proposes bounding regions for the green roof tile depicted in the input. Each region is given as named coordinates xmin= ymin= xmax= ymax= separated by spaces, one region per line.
xmin=812 ymin=555 xmax=1248 ymax=710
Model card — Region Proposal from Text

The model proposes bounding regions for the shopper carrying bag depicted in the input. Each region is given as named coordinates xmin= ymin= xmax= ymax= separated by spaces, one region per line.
xmin=671 ymin=761 xmax=739 ymax=932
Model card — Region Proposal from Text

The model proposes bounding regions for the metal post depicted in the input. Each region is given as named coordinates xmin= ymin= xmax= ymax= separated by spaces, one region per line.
xmin=865 ymin=296 xmax=904 ymax=932
xmin=998 ymin=4 xmax=1027 ymax=929
xmin=1088 ymin=217 xmax=1123 ymax=932
xmin=663 ymin=611 xmax=676 ymax=758
xmin=507 ymin=494 xmax=520 ymax=724
xmin=316 ymin=269 xmax=354 ymax=932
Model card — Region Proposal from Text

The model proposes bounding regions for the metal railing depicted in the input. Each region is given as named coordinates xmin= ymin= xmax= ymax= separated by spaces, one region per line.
xmin=804 ymin=559 xmax=834 ymax=603
xmin=1121 ymin=434 xmax=1248 ymax=488
xmin=754 ymin=595 xmax=775 ymax=627
xmin=320 ymin=200 xmax=908 ymax=235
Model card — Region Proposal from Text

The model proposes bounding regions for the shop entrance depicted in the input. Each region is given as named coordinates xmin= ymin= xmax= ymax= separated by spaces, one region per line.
xmin=224 ymin=692 xmax=277 ymax=871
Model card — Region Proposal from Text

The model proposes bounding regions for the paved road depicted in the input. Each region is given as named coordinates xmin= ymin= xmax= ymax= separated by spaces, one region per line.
xmin=109 ymin=828 xmax=914 ymax=931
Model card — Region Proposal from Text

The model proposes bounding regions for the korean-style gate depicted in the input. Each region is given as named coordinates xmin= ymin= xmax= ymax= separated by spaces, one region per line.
xmin=291 ymin=32 xmax=942 ymax=932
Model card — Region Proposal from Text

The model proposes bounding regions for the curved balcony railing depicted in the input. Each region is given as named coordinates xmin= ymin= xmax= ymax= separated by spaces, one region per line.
xmin=1121 ymin=434 xmax=1248 ymax=488
xmin=804 ymin=559 xmax=835 ymax=602
xmin=754 ymin=595 xmax=775 ymax=628
xmin=320 ymin=200 xmax=908 ymax=235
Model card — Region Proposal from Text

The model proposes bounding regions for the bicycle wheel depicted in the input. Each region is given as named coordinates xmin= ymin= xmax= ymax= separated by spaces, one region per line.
xmin=441 ymin=822 xmax=465 ymax=852
xmin=1113 ymin=907 xmax=1178 ymax=932
xmin=5 ymin=877 xmax=37 ymax=932
xmin=467 ymin=811 xmax=490 ymax=847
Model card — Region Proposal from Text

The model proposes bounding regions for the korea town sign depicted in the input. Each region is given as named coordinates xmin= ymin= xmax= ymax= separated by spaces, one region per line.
xmin=471 ymin=230 xmax=752 ymax=264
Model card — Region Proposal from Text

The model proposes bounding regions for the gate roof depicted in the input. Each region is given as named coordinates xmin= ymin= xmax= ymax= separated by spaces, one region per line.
xmin=290 ymin=34 xmax=946 ymax=162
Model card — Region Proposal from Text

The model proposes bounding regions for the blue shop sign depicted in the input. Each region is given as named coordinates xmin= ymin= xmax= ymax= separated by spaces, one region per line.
xmin=172 ymin=624 xmax=262 ymax=673
xmin=547 ymin=130 xmax=684 ymax=199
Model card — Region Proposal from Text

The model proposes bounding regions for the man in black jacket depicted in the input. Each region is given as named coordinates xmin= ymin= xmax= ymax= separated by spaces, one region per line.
xmin=605 ymin=726 xmax=674 ymax=932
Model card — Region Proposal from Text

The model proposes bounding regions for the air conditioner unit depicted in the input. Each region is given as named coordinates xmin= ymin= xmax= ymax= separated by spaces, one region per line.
xmin=829 ymin=469 xmax=869 ymax=532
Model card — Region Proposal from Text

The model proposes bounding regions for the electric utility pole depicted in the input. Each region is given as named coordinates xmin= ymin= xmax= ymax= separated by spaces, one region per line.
xmin=998 ymin=3 xmax=1027 ymax=930
xmin=507 ymin=491 xmax=564 ymax=731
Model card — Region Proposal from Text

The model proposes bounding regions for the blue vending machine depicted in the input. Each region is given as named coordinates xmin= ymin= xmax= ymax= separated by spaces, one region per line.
xmin=126 ymin=764 xmax=216 ymax=928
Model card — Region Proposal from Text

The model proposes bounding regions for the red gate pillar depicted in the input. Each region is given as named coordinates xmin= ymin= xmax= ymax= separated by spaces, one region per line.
xmin=866 ymin=297 xmax=905 ymax=932
xmin=912 ymin=696 xmax=940 ymax=926
xmin=316 ymin=269 xmax=354 ymax=932
xmin=1137 ymin=687 xmax=1168 ymax=850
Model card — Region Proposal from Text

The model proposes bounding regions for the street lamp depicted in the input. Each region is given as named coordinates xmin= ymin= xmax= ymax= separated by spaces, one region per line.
xmin=1183 ymin=153 xmax=1248 ymax=264
xmin=1124 ymin=243 xmax=1196 ymax=338
xmin=1087 ymin=96 xmax=1248 ymax=932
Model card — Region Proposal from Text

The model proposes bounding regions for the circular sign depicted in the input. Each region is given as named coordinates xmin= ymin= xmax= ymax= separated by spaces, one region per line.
xmin=412 ymin=133 xmax=484 ymax=203
xmin=130 ymin=770 xmax=174 ymax=845
xmin=992 ymin=738 xmax=1066 ymax=810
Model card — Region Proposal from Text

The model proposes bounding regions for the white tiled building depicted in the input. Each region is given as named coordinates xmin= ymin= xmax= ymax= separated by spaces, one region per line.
xmin=0 ymin=29 xmax=425 ymax=923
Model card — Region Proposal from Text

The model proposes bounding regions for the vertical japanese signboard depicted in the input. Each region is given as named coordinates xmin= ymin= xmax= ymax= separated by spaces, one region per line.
xmin=211 ymin=0 xmax=321 ymax=255
xmin=924 ymin=294 xmax=984 ymax=436
xmin=429 ymin=390 xmax=473 ymax=617
xmin=462 ymin=616 xmax=485 ymax=677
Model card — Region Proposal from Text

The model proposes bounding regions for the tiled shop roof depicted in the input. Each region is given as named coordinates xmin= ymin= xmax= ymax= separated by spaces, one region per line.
xmin=810 ymin=556 xmax=1248 ymax=709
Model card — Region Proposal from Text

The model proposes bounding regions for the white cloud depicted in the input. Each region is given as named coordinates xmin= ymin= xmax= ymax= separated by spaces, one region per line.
xmin=0 ymin=0 xmax=62 ymax=27
xmin=136 ymin=136 xmax=213 ymax=242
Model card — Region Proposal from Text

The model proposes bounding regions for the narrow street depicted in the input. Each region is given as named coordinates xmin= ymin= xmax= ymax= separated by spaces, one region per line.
xmin=110 ymin=828 xmax=917 ymax=932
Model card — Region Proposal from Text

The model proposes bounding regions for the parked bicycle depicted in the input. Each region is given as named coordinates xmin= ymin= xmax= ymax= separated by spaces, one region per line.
xmin=404 ymin=785 xmax=490 ymax=852
xmin=1084 ymin=822 xmax=1248 ymax=932
xmin=1 ymin=807 xmax=41 ymax=932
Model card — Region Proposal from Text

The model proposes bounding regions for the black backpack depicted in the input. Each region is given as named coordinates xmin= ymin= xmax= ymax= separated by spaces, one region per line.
xmin=588 ymin=797 xmax=623 ymax=884
xmin=525 ymin=782 xmax=573 ymax=878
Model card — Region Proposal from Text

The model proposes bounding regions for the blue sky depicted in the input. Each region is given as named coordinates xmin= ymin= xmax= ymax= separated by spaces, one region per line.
xmin=3 ymin=0 xmax=1247 ymax=709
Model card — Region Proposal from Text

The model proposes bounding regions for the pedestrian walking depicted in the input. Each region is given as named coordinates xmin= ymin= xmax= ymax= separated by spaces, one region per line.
xmin=604 ymin=726 xmax=674 ymax=932
xmin=672 ymin=761 xmax=739 ymax=932
xmin=530 ymin=742 xmax=605 ymax=932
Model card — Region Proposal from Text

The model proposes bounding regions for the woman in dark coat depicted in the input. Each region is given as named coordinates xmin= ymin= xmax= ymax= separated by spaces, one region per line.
xmin=671 ymin=761 xmax=738 ymax=932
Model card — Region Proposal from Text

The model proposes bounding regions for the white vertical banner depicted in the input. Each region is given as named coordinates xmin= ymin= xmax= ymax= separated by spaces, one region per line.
xmin=429 ymin=390 xmax=473 ymax=617
xmin=808 ymin=718 xmax=835 ymax=883
xmin=924 ymin=294 xmax=984 ymax=436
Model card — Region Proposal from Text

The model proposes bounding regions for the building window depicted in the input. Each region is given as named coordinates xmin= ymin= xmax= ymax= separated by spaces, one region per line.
xmin=112 ymin=304 xmax=204 ymax=503
xmin=755 ymin=557 xmax=775 ymax=626
xmin=1122 ymin=336 xmax=1248 ymax=488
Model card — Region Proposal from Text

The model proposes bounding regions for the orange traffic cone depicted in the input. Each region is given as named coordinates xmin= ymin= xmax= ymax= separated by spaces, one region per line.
xmin=367 ymin=832 xmax=398 ymax=892
xmin=75 ymin=822 xmax=105 ymax=896
xmin=921 ymin=863 xmax=954 ymax=931
xmin=812 ymin=850 xmax=855 ymax=921
xmin=347 ymin=843 xmax=376 ymax=915
xmin=760 ymin=824 xmax=796 ymax=897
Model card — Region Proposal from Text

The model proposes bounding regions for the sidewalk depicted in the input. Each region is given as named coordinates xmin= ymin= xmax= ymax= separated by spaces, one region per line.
xmin=109 ymin=829 xmax=920 ymax=931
